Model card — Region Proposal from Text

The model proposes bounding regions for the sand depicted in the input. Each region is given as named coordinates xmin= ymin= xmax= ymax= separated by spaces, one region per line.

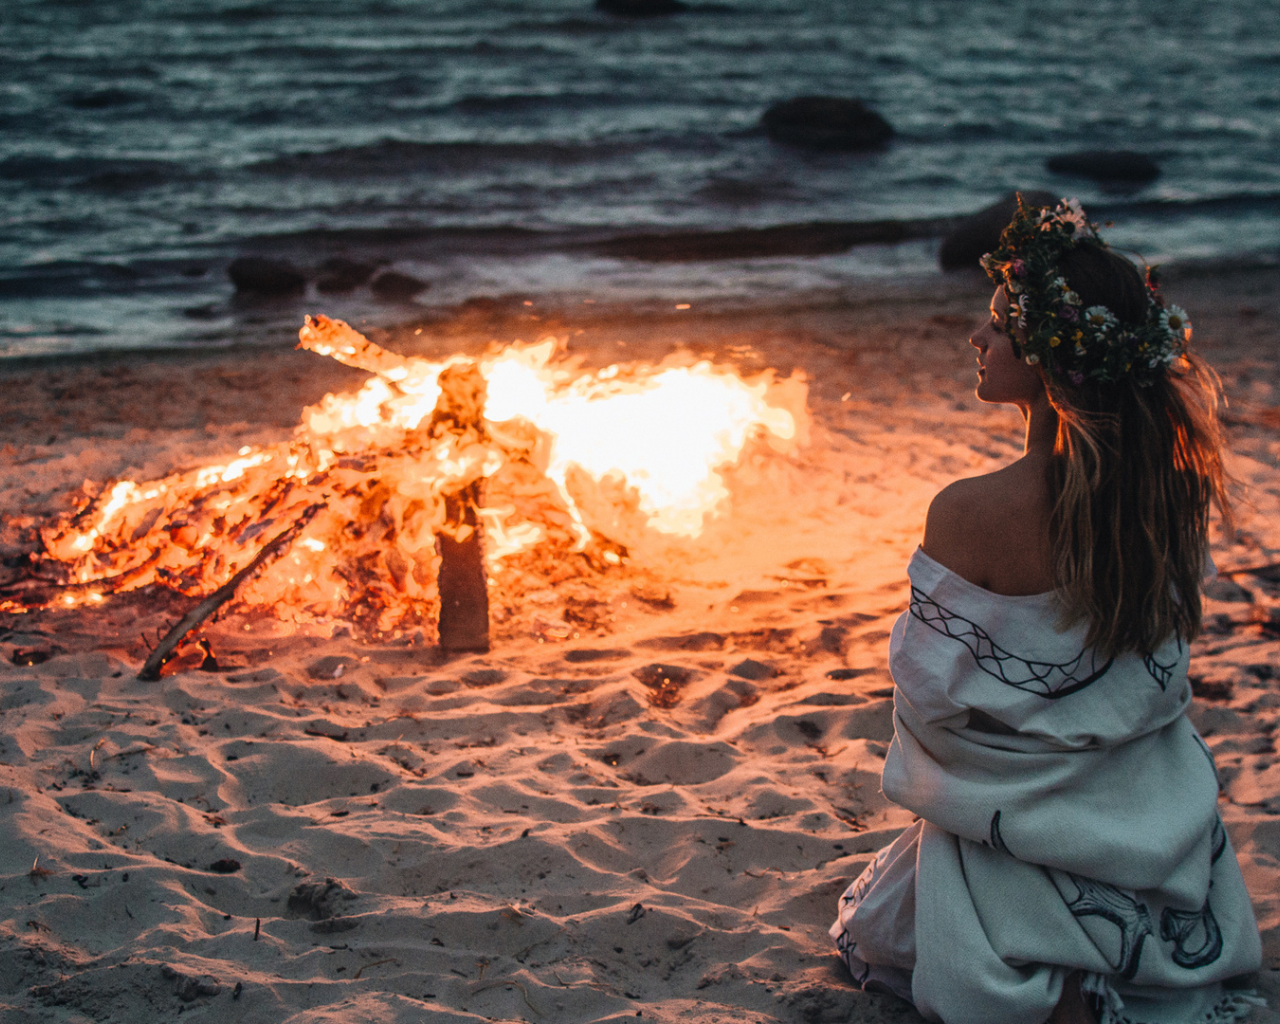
xmin=1 ymin=266 xmax=1278 ymax=1023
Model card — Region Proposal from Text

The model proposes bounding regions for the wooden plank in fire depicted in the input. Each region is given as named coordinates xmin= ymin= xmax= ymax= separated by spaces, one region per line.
xmin=429 ymin=361 xmax=490 ymax=654
xmin=297 ymin=315 xmax=415 ymax=378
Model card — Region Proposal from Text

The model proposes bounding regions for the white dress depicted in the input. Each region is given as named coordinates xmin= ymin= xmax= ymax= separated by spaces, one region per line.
xmin=830 ymin=548 xmax=1264 ymax=1024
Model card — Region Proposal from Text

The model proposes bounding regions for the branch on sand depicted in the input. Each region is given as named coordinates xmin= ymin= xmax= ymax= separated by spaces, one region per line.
xmin=138 ymin=503 xmax=324 ymax=681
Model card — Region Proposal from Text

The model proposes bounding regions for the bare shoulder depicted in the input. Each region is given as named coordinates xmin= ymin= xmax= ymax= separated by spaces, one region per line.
xmin=922 ymin=476 xmax=995 ymax=581
xmin=922 ymin=458 xmax=1053 ymax=595
xmin=923 ymin=477 xmax=985 ymax=550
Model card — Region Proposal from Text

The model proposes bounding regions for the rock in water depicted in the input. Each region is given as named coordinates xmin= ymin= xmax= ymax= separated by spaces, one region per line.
xmin=761 ymin=96 xmax=893 ymax=151
xmin=227 ymin=256 xmax=306 ymax=297
xmin=370 ymin=269 xmax=429 ymax=301
xmin=596 ymin=0 xmax=688 ymax=14
xmin=315 ymin=256 xmax=378 ymax=294
xmin=1046 ymin=150 xmax=1160 ymax=183
xmin=939 ymin=190 xmax=1058 ymax=271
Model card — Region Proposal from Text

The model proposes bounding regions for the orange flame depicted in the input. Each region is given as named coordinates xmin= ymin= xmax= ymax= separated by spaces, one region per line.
xmin=31 ymin=316 xmax=807 ymax=632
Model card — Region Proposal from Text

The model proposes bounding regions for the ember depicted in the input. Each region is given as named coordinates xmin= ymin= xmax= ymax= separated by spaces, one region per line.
xmin=11 ymin=316 xmax=807 ymax=651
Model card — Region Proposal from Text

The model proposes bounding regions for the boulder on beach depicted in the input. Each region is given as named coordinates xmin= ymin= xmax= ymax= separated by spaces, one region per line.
xmin=370 ymin=269 xmax=429 ymax=301
xmin=595 ymin=0 xmax=688 ymax=15
xmin=938 ymin=190 xmax=1057 ymax=271
xmin=315 ymin=257 xmax=378 ymax=295
xmin=227 ymin=256 xmax=306 ymax=297
xmin=760 ymin=96 xmax=893 ymax=151
xmin=1046 ymin=150 xmax=1160 ymax=184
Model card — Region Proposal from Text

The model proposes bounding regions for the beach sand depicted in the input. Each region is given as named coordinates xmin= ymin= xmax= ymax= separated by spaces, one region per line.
xmin=1 ymin=267 xmax=1278 ymax=1023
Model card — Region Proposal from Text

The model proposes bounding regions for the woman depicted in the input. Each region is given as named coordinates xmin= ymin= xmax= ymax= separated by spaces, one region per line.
xmin=829 ymin=198 xmax=1263 ymax=1024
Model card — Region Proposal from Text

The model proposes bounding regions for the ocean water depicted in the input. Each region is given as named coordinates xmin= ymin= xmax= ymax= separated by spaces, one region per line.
xmin=2 ymin=0 xmax=1278 ymax=358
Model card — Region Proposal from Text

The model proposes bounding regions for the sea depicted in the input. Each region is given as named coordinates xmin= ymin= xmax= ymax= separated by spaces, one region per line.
xmin=2 ymin=0 xmax=1278 ymax=359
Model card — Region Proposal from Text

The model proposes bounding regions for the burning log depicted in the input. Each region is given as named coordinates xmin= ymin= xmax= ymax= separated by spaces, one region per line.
xmin=297 ymin=314 xmax=414 ymax=379
xmin=428 ymin=361 xmax=491 ymax=653
xmin=138 ymin=504 xmax=322 ymax=680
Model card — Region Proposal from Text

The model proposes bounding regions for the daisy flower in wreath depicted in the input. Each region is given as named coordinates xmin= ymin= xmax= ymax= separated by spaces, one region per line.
xmin=1084 ymin=306 xmax=1117 ymax=330
xmin=1161 ymin=305 xmax=1192 ymax=341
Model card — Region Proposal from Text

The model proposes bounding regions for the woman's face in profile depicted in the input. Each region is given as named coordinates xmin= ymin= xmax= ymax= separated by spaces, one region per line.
xmin=970 ymin=287 xmax=1044 ymax=406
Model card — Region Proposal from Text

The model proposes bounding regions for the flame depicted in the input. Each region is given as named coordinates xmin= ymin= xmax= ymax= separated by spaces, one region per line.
xmin=478 ymin=505 xmax=546 ymax=560
xmin=480 ymin=342 xmax=797 ymax=537
xmin=28 ymin=316 xmax=806 ymax=633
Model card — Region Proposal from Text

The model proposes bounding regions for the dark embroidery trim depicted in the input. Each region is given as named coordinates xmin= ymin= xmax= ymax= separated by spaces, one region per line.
xmin=989 ymin=810 xmax=1011 ymax=856
xmin=1142 ymin=636 xmax=1183 ymax=692
xmin=1211 ymin=816 xmax=1227 ymax=864
xmin=910 ymin=586 xmax=1113 ymax=698
xmin=834 ymin=930 xmax=871 ymax=987
xmin=1160 ymin=898 xmax=1224 ymax=969
xmin=1154 ymin=816 xmax=1230 ymax=968
xmin=1061 ymin=875 xmax=1153 ymax=980
xmin=1191 ymin=731 xmax=1220 ymax=782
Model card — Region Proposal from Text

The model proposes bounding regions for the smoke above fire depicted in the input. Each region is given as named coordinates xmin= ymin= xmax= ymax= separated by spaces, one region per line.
xmin=27 ymin=316 xmax=807 ymax=637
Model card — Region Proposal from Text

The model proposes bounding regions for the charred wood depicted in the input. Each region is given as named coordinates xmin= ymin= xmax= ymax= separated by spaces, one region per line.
xmin=138 ymin=503 xmax=323 ymax=681
xmin=430 ymin=361 xmax=490 ymax=653
xmin=437 ymin=483 xmax=489 ymax=653
xmin=0 ymin=553 xmax=163 ymax=604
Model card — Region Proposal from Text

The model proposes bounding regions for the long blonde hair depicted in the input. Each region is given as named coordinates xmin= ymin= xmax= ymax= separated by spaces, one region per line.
xmin=1042 ymin=246 xmax=1232 ymax=657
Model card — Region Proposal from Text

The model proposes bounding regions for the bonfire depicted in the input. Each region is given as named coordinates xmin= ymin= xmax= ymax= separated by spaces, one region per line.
xmin=5 ymin=317 xmax=807 ymax=676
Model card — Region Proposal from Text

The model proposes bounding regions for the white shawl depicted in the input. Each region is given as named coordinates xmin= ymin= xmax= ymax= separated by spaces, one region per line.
xmin=831 ymin=548 xmax=1263 ymax=1024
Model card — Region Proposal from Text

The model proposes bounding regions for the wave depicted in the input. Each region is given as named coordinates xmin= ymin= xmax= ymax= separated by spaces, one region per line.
xmin=222 ymin=219 xmax=949 ymax=262
xmin=248 ymin=137 xmax=650 ymax=176
xmin=585 ymin=220 xmax=949 ymax=261
xmin=64 ymin=88 xmax=147 ymax=111
xmin=508 ymin=6 xmax=738 ymax=34
xmin=449 ymin=91 xmax=659 ymax=115
xmin=4 ymin=191 xmax=1279 ymax=308
xmin=0 ymin=155 xmax=192 ymax=192
xmin=170 ymin=0 xmax=332 ymax=23
xmin=1089 ymin=191 xmax=1280 ymax=219
xmin=0 ymin=261 xmax=147 ymax=300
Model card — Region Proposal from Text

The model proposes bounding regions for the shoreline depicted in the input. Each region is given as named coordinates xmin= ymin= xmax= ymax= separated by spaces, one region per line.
xmin=2 ymin=252 xmax=1276 ymax=370
xmin=1 ymin=273 xmax=1278 ymax=1022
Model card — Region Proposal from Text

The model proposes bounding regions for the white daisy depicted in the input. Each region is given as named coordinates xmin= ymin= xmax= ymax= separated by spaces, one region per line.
xmin=1057 ymin=198 xmax=1091 ymax=235
xmin=1162 ymin=305 xmax=1192 ymax=339
xmin=1084 ymin=305 xmax=1115 ymax=328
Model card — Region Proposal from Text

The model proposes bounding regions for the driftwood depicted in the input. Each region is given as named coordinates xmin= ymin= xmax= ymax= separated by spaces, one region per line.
xmin=296 ymin=314 xmax=410 ymax=379
xmin=138 ymin=503 xmax=324 ymax=681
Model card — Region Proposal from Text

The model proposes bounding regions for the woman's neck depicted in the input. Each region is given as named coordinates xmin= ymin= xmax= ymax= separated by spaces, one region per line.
xmin=1020 ymin=392 xmax=1058 ymax=459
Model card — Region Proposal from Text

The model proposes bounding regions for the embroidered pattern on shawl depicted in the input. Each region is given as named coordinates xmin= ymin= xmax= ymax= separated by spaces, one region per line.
xmin=909 ymin=585 xmax=1181 ymax=696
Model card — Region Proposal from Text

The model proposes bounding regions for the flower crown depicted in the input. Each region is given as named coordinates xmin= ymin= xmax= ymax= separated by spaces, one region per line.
xmin=979 ymin=196 xmax=1190 ymax=386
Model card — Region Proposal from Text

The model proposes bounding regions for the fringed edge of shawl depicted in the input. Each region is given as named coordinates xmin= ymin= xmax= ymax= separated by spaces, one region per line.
xmin=1081 ymin=973 xmax=1266 ymax=1024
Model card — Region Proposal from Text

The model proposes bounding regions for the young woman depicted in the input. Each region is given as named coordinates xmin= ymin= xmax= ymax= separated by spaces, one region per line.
xmin=830 ymin=198 xmax=1263 ymax=1024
